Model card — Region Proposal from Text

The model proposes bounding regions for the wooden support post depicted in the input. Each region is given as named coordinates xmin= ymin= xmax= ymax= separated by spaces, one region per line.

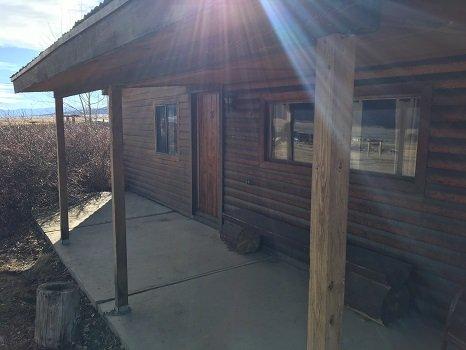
xmin=308 ymin=34 xmax=355 ymax=350
xmin=109 ymin=86 xmax=129 ymax=312
xmin=55 ymin=96 xmax=69 ymax=244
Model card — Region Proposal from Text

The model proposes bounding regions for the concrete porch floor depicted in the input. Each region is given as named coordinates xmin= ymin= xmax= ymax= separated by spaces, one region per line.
xmin=39 ymin=192 xmax=442 ymax=350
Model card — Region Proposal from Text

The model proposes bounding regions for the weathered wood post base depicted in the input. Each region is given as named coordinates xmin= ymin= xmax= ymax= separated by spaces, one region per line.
xmin=106 ymin=304 xmax=131 ymax=316
xmin=34 ymin=282 xmax=79 ymax=349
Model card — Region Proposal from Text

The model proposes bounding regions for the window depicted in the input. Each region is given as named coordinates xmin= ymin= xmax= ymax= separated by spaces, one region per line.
xmin=351 ymin=97 xmax=420 ymax=177
xmin=266 ymin=96 xmax=421 ymax=177
xmin=269 ymin=102 xmax=314 ymax=164
xmin=155 ymin=104 xmax=177 ymax=155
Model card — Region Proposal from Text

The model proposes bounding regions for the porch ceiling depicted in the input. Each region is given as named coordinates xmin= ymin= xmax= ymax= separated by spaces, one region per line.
xmin=11 ymin=0 xmax=466 ymax=96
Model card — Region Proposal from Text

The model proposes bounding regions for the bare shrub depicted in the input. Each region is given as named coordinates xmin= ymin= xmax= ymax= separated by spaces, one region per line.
xmin=0 ymin=120 xmax=110 ymax=236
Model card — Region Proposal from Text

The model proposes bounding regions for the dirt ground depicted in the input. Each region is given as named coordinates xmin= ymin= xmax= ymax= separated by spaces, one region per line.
xmin=0 ymin=222 xmax=122 ymax=350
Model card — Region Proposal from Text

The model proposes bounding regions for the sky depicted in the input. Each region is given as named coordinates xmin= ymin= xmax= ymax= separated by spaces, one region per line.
xmin=0 ymin=0 xmax=102 ymax=112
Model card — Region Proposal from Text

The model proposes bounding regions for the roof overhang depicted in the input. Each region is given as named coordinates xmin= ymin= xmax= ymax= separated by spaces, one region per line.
xmin=11 ymin=0 xmax=466 ymax=96
xmin=11 ymin=0 xmax=381 ymax=96
xmin=10 ymin=0 xmax=130 ymax=83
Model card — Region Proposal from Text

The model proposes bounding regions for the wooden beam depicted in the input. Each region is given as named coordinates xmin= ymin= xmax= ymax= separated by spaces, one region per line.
xmin=109 ymin=85 xmax=129 ymax=311
xmin=308 ymin=34 xmax=355 ymax=349
xmin=356 ymin=59 xmax=466 ymax=80
xmin=54 ymin=87 xmax=98 ymax=99
xmin=54 ymin=96 xmax=69 ymax=244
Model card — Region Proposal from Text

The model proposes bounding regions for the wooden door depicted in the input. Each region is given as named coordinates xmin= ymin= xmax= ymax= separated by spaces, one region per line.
xmin=197 ymin=92 xmax=219 ymax=218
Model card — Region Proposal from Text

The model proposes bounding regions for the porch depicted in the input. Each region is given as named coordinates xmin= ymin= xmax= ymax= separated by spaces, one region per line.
xmin=39 ymin=192 xmax=441 ymax=350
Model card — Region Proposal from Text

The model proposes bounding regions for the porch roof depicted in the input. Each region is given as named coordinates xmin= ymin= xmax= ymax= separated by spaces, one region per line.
xmin=11 ymin=0 xmax=466 ymax=97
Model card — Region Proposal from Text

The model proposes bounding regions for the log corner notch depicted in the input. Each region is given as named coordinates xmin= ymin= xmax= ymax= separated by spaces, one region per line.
xmin=54 ymin=94 xmax=69 ymax=245
xmin=108 ymin=85 xmax=130 ymax=314
xmin=308 ymin=34 xmax=356 ymax=350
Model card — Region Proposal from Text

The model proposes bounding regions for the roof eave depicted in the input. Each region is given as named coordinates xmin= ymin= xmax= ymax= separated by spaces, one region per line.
xmin=10 ymin=0 xmax=130 ymax=83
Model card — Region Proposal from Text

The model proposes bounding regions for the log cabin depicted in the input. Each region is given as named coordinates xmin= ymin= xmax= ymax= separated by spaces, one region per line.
xmin=11 ymin=0 xmax=466 ymax=348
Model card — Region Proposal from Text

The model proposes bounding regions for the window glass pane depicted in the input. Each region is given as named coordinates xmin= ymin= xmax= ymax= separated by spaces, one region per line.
xmin=399 ymin=98 xmax=420 ymax=177
xmin=167 ymin=104 xmax=177 ymax=155
xmin=291 ymin=103 xmax=314 ymax=163
xmin=156 ymin=106 xmax=167 ymax=153
xmin=350 ymin=97 xmax=419 ymax=177
xmin=270 ymin=102 xmax=314 ymax=164
xmin=353 ymin=99 xmax=397 ymax=175
xmin=351 ymin=101 xmax=364 ymax=170
xmin=271 ymin=104 xmax=291 ymax=161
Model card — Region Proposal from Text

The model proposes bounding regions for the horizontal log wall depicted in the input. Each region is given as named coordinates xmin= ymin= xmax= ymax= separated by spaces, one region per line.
xmin=223 ymin=75 xmax=466 ymax=323
xmin=119 ymin=66 xmax=465 ymax=324
xmin=122 ymin=86 xmax=192 ymax=216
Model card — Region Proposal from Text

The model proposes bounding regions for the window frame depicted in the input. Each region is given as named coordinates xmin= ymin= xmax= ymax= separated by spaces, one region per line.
xmin=154 ymin=102 xmax=179 ymax=157
xmin=265 ymin=100 xmax=314 ymax=168
xmin=259 ymin=83 xmax=431 ymax=192
xmin=352 ymin=82 xmax=432 ymax=192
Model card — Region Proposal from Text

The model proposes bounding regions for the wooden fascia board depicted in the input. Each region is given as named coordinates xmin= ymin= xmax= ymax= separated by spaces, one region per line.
xmin=11 ymin=0 xmax=130 ymax=82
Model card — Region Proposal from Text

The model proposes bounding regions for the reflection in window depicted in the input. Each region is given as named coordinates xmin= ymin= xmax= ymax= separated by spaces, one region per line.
xmin=167 ymin=105 xmax=177 ymax=155
xmin=270 ymin=102 xmax=314 ymax=164
xmin=351 ymin=98 xmax=420 ymax=177
xmin=155 ymin=104 xmax=177 ymax=155
xmin=267 ymin=97 xmax=420 ymax=177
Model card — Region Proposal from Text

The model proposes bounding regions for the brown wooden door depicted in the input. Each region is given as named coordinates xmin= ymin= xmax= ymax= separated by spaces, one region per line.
xmin=197 ymin=92 xmax=219 ymax=218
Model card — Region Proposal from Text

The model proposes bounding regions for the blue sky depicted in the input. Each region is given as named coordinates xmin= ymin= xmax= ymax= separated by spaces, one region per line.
xmin=0 ymin=46 xmax=47 ymax=110
xmin=0 ymin=0 xmax=102 ymax=112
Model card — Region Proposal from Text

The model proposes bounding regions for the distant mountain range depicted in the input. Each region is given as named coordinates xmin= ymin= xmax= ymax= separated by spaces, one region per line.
xmin=0 ymin=107 xmax=108 ymax=118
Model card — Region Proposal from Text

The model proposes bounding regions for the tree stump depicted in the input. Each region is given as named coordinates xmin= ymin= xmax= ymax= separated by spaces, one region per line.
xmin=35 ymin=282 xmax=80 ymax=349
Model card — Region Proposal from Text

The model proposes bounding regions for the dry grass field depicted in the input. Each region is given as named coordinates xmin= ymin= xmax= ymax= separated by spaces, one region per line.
xmin=0 ymin=119 xmax=120 ymax=349
xmin=0 ymin=115 xmax=108 ymax=125
xmin=0 ymin=120 xmax=111 ymax=233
